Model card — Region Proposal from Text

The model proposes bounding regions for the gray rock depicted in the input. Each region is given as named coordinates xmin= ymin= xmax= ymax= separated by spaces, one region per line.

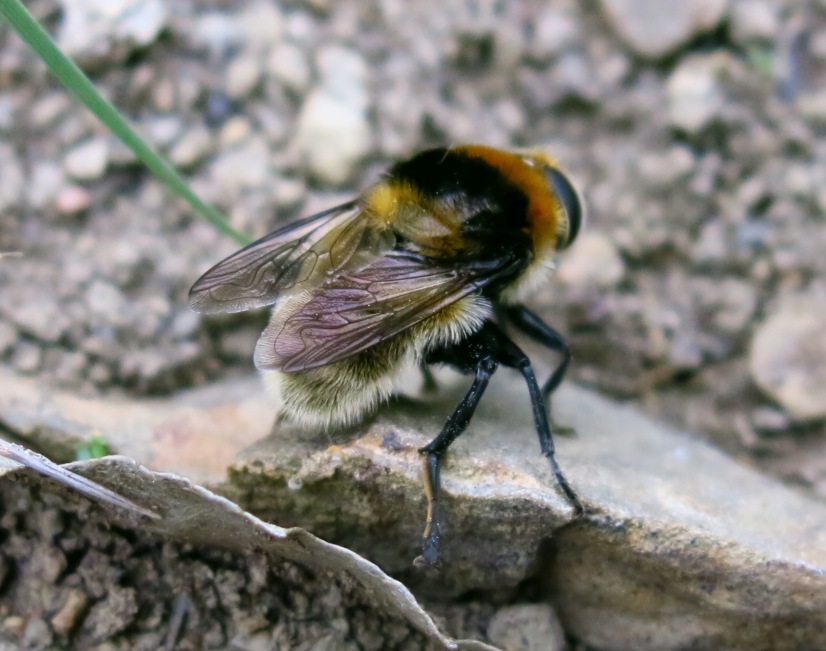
xmin=64 ymin=138 xmax=109 ymax=181
xmin=187 ymin=12 xmax=242 ymax=59
xmin=85 ymin=279 xmax=128 ymax=327
xmin=82 ymin=586 xmax=139 ymax=641
xmin=27 ymin=162 xmax=66 ymax=211
xmin=12 ymin=296 xmax=71 ymax=343
xmin=144 ymin=115 xmax=183 ymax=150
xmin=0 ymin=144 xmax=24 ymax=211
xmin=601 ymin=0 xmax=728 ymax=58
xmin=709 ymin=278 xmax=758 ymax=334
xmin=208 ymin=139 xmax=271 ymax=197
xmin=529 ymin=6 xmax=580 ymax=61
xmin=557 ymin=232 xmax=626 ymax=288
xmin=636 ymin=146 xmax=695 ymax=188
xmin=293 ymin=46 xmax=371 ymax=185
xmin=272 ymin=175 xmax=306 ymax=210
xmin=57 ymin=0 xmax=168 ymax=66
xmin=729 ymin=0 xmax=779 ymax=44
xmin=29 ymin=93 xmax=72 ymax=129
xmin=11 ymin=341 xmax=43 ymax=373
xmin=750 ymin=295 xmax=826 ymax=422
xmin=798 ymin=91 xmax=826 ymax=127
xmin=167 ymin=310 xmax=200 ymax=340
xmin=267 ymin=43 xmax=312 ymax=95
xmin=0 ymin=321 xmax=17 ymax=354
xmin=487 ymin=604 xmax=565 ymax=651
xmin=235 ymin=1 xmax=284 ymax=54
xmin=168 ymin=126 xmax=214 ymax=169
xmin=0 ymin=97 xmax=15 ymax=133
xmin=666 ymin=53 xmax=729 ymax=134
xmin=225 ymin=54 xmax=264 ymax=100
xmin=22 ymin=618 xmax=53 ymax=649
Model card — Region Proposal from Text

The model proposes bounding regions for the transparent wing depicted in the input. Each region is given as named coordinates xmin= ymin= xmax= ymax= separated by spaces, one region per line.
xmin=189 ymin=201 xmax=393 ymax=314
xmin=254 ymin=251 xmax=519 ymax=372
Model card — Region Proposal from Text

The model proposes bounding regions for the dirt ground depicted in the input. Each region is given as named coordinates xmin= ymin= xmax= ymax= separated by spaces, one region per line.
xmin=1 ymin=0 xmax=826 ymax=648
xmin=0 ymin=478 xmax=444 ymax=651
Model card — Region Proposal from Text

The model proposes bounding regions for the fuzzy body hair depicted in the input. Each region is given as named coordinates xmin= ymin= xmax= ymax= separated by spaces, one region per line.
xmin=261 ymin=293 xmax=491 ymax=428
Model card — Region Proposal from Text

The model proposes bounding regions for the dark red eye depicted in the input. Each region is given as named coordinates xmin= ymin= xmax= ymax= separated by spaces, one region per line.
xmin=545 ymin=167 xmax=582 ymax=249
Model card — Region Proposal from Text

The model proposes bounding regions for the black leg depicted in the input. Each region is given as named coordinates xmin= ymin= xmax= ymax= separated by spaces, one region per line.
xmin=415 ymin=353 xmax=497 ymax=567
xmin=488 ymin=328 xmax=583 ymax=516
xmin=414 ymin=321 xmax=582 ymax=567
xmin=504 ymin=305 xmax=571 ymax=399
xmin=504 ymin=305 xmax=572 ymax=424
xmin=419 ymin=358 xmax=439 ymax=393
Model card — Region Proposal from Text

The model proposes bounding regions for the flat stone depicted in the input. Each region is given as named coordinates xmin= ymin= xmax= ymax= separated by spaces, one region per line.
xmin=0 ymin=370 xmax=271 ymax=484
xmin=2 ymin=369 xmax=826 ymax=649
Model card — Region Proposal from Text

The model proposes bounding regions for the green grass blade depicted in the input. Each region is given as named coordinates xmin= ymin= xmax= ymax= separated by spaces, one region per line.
xmin=0 ymin=0 xmax=251 ymax=245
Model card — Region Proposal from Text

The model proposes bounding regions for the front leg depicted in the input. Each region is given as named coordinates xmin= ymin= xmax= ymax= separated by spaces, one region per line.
xmin=503 ymin=305 xmax=573 ymax=433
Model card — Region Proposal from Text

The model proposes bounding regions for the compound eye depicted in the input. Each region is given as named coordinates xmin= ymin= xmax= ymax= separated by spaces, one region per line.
xmin=545 ymin=167 xmax=582 ymax=249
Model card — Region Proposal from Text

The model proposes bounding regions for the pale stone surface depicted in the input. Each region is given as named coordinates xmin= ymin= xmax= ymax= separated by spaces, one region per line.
xmin=2 ymin=369 xmax=826 ymax=649
xmin=0 ymin=370 xmax=271 ymax=484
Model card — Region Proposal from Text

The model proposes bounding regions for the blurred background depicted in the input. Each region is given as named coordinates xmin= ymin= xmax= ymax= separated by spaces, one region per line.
xmin=1 ymin=0 xmax=825 ymax=507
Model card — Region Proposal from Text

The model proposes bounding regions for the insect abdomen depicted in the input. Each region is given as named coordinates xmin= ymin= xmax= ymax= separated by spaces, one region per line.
xmin=262 ymin=294 xmax=491 ymax=427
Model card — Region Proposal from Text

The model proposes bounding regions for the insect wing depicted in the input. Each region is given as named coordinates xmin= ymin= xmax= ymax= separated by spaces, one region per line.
xmin=189 ymin=201 xmax=390 ymax=314
xmin=254 ymin=252 xmax=517 ymax=372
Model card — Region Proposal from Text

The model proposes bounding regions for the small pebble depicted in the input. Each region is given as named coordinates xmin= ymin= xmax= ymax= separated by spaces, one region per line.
xmin=750 ymin=296 xmax=826 ymax=422
xmin=225 ymin=54 xmax=264 ymax=100
xmin=55 ymin=185 xmax=92 ymax=215
xmin=293 ymin=46 xmax=371 ymax=184
xmin=601 ymin=0 xmax=728 ymax=58
xmin=51 ymin=590 xmax=90 ymax=635
xmin=64 ymin=138 xmax=109 ymax=181
xmin=729 ymin=0 xmax=779 ymax=43
xmin=487 ymin=604 xmax=566 ymax=651
xmin=267 ymin=43 xmax=312 ymax=94
xmin=558 ymin=232 xmax=626 ymax=288
xmin=667 ymin=53 xmax=728 ymax=134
